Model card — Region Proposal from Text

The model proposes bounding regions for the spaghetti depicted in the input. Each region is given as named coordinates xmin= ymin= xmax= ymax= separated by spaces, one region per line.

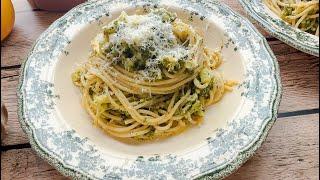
xmin=72 ymin=8 xmax=235 ymax=142
xmin=264 ymin=0 xmax=319 ymax=36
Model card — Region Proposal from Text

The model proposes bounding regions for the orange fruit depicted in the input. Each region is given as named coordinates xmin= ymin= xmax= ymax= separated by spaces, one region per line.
xmin=1 ymin=0 xmax=15 ymax=41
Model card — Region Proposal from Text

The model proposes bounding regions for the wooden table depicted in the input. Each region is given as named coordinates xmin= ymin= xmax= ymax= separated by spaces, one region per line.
xmin=1 ymin=0 xmax=319 ymax=179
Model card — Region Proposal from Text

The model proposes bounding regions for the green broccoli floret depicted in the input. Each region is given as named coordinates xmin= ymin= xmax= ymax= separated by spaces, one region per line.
xmin=189 ymin=100 xmax=204 ymax=116
xmin=161 ymin=56 xmax=179 ymax=72
xmin=199 ymin=68 xmax=213 ymax=84
xmin=152 ymin=8 xmax=177 ymax=22
xmin=199 ymin=83 xmax=213 ymax=98
xmin=281 ymin=7 xmax=293 ymax=20
xmin=71 ymin=69 xmax=81 ymax=83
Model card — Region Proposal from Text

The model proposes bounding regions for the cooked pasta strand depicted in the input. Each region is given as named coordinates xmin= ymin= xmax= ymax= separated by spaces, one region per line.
xmin=264 ymin=0 xmax=319 ymax=35
xmin=71 ymin=8 xmax=236 ymax=142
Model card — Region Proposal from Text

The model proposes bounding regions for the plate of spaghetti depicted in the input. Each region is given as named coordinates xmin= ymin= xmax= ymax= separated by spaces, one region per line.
xmin=18 ymin=0 xmax=281 ymax=179
xmin=239 ymin=0 xmax=319 ymax=56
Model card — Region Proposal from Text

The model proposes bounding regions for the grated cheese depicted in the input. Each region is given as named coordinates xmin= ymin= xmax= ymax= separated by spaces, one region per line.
xmin=110 ymin=11 xmax=190 ymax=69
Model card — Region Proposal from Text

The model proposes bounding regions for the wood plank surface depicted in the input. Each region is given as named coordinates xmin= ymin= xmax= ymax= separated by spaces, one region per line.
xmin=227 ymin=114 xmax=319 ymax=180
xmin=1 ymin=68 xmax=20 ymax=78
xmin=272 ymin=40 xmax=319 ymax=113
xmin=1 ymin=148 xmax=67 ymax=180
xmin=1 ymin=11 xmax=63 ymax=67
xmin=1 ymin=75 xmax=29 ymax=146
xmin=1 ymin=114 xmax=318 ymax=180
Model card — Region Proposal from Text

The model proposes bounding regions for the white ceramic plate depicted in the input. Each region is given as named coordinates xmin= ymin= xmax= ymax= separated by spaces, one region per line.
xmin=239 ymin=0 xmax=319 ymax=57
xmin=18 ymin=0 xmax=282 ymax=179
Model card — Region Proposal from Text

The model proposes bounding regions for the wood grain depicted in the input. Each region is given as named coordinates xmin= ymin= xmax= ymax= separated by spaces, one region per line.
xmin=1 ymin=114 xmax=318 ymax=180
xmin=227 ymin=114 xmax=319 ymax=180
xmin=269 ymin=41 xmax=319 ymax=113
xmin=1 ymin=11 xmax=63 ymax=67
xmin=1 ymin=148 xmax=67 ymax=180
xmin=1 ymin=76 xmax=28 ymax=146
xmin=1 ymin=68 xmax=20 ymax=78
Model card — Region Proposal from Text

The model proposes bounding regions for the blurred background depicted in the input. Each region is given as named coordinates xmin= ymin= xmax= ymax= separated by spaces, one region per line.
xmin=1 ymin=0 xmax=86 ymax=41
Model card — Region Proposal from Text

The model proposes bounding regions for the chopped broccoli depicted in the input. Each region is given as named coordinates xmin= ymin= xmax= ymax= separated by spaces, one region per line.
xmin=199 ymin=68 xmax=213 ymax=84
xmin=161 ymin=56 xmax=179 ymax=72
xmin=71 ymin=70 xmax=81 ymax=83
xmin=189 ymin=100 xmax=204 ymax=116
